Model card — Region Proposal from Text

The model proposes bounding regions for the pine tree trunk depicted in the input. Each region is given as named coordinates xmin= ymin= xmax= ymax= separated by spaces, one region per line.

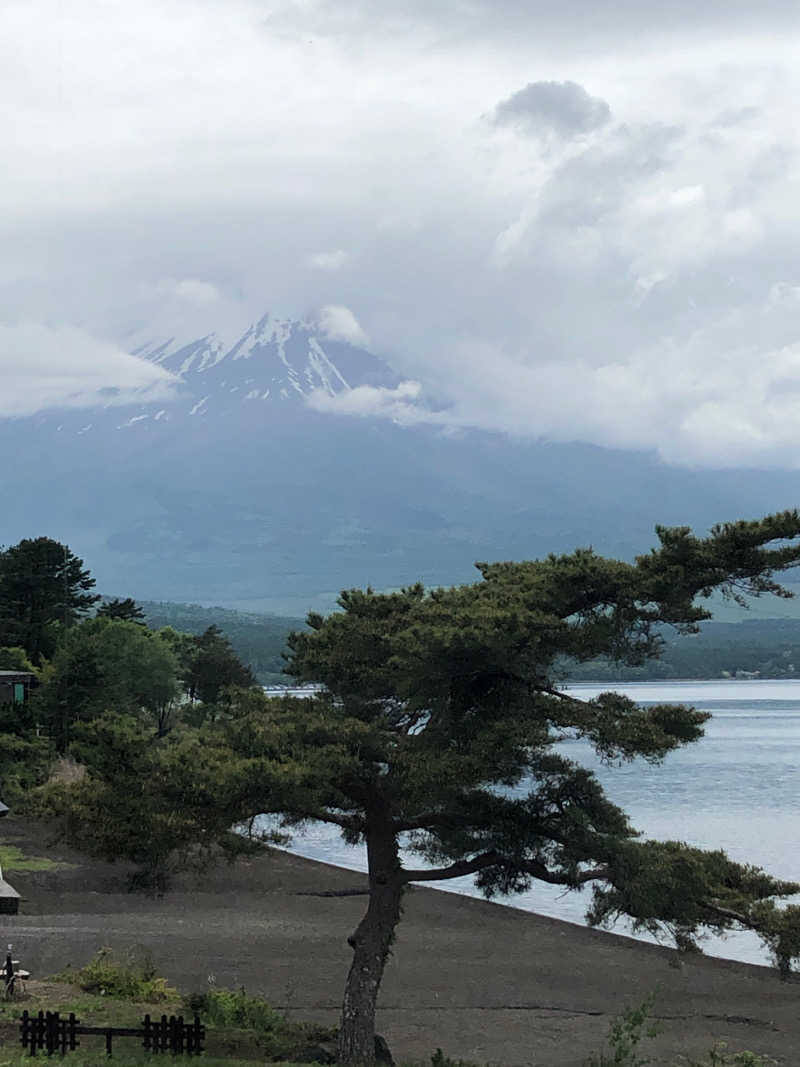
xmin=337 ymin=810 xmax=404 ymax=1067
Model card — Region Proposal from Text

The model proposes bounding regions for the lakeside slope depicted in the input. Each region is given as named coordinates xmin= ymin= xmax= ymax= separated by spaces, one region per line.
xmin=1 ymin=817 xmax=797 ymax=1066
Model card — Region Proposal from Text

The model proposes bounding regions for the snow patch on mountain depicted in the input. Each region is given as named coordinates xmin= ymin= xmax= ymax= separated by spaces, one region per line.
xmin=41 ymin=310 xmax=398 ymax=436
xmin=124 ymin=310 xmax=397 ymax=421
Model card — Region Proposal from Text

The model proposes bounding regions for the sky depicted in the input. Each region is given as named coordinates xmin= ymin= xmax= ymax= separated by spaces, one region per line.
xmin=4 ymin=0 xmax=800 ymax=466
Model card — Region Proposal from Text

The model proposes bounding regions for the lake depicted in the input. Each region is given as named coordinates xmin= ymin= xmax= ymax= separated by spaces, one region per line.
xmin=262 ymin=679 xmax=800 ymax=967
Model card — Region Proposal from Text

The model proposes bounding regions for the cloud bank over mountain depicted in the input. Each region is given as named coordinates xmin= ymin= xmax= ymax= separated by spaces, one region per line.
xmin=317 ymin=305 xmax=370 ymax=347
xmin=3 ymin=0 xmax=800 ymax=466
xmin=0 ymin=323 xmax=176 ymax=417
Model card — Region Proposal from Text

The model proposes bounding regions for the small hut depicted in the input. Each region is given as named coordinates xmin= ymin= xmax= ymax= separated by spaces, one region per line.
xmin=0 ymin=870 xmax=20 ymax=914
xmin=0 ymin=800 xmax=20 ymax=915
xmin=0 ymin=672 xmax=34 ymax=706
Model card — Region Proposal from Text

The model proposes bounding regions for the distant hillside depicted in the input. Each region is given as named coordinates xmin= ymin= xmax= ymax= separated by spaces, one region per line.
xmin=138 ymin=600 xmax=304 ymax=684
xmin=134 ymin=603 xmax=800 ymax=686
xmin=566 ymin=618 xmax=800 ymax=681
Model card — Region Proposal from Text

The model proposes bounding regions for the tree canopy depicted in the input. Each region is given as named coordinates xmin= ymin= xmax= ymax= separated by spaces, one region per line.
xmin=35 ymin=617 xmax=180 ymax=749
xmin=182 ymin=625 xmax=258 ymax=706
xmin=277 ymin=513 xmax=800 ymax=1064
xmin=47 ymin=712 xmax=267 ymax=892
xmin=97 ymin=597 xmax=146 ymax=624
xmin=0 ymin=537 xmax=99 ymax=663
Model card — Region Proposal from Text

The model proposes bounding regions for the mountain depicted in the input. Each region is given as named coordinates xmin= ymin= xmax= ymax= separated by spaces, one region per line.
xmin=128 ymin=312 xmax=397 ymax=419
xmin=4 ymin=310 xmax=800 ymax=616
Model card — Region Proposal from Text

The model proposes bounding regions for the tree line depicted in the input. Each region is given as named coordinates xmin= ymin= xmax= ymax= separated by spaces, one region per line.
xmin=0 ymin=537 xmax=256 ymax=794
xmin=137 ymin=600 xmax=302 ymax=684
xmin=567 ymin=616 xmax=800 ymax=680
xmin=5 ymin=521 xmax=800 ymax=1066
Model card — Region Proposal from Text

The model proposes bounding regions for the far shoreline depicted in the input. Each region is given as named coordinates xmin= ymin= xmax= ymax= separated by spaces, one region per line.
xmin=266 ymin=677 xmax=800 ymax=691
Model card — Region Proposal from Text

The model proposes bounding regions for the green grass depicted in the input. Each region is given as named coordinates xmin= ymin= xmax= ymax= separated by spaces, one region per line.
xmin=0 ymin=984 xmax=177 ymax=1027
xmin=0 ymin=970 xmax=336 ymax=1064
xmin=0 ymin=844 xmax=72 ymax=872
xmin=51 ymin=948 xmax=176 ymax=1002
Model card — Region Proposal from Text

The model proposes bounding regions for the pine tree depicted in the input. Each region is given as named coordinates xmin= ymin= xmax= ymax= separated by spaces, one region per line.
xmin=97 ymin=597 xmax=146 ymax=624
xmin=0 ymin=538 xmax=99 ymax=663
xmin=183 ymin=625 xmax=257 ymax=705
xmin=266 ymin=513 xmax=800 ymax=1066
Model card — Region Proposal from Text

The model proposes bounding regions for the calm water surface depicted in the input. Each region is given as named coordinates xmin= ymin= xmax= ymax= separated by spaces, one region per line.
xmin=264 ymin=680 xmax=800 ymax=967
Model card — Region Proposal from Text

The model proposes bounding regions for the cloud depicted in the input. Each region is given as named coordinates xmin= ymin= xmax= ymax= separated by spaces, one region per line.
xmin=306 ymin=250 xmax=350 ymax=271
xmin=0 ymin=323 xmax=176 ymax=417
xmin=308 ymin=380 xmax=423 ymax=421
xmin=264 ymin=1 xmax=800 ymax=54
xmin=3 ymin=0 xmax=800 ymax=467
xmin=318 ymin=347 xmax=800 ymax=468
xmin=491 ymin=80 xmax=611 ymax=137
xmin=310 ymin=287 xmax=800 ymax=469
xmin=158 ymin=279 xmax=222 ymax=304
xmin=317 ymin=305 xmax=370 ymax=346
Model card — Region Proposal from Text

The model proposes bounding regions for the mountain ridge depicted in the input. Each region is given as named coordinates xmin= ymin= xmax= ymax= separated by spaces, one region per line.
xmin=48 ymin=311 xmax=399 ymax=434
xmin=4 ymin=307 xmax=800 ymax=616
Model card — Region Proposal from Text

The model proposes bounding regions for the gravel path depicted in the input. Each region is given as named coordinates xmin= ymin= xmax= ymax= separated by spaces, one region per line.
xmin=1 ymin=818 xmax=798 ymax=1066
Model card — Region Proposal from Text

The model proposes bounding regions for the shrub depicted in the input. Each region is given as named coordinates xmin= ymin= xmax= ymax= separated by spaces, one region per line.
xmin=585 ymin=992 xmax=661 ymax=1066
xmin=585 ymin=996 xmax=777 ymax=1067
xmin=681 ymin=1045 xmax=778 ymax=1067
xmin=430 ymin=1049 xmax=478 ymax=1067
xmin=184 ymin=988 xmax=284 ymax=1033
xmin=53 ymin=948 xmax=176 ymax=1002
xmin=184 ymin=987 xmax=336 ymax=1061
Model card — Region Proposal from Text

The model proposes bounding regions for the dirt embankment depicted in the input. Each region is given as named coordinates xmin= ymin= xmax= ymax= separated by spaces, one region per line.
xmin=1 ymin=816 xmax=798 ymax=1066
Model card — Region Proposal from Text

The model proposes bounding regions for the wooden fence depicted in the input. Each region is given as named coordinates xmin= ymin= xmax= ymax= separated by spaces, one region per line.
xmin=19 ymin=1010 xmax=205 ymax=1056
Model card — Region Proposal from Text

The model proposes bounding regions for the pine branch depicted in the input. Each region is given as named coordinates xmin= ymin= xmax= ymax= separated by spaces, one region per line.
xmin=399 ymin=850 xmax=504 ymax=884
xmin=519 ymin=857 xmax=610 ymax=886
xmin=284 ymin=809 xmax=363 ymax=832
xmin=393 ymin=811 xmax=447 ymax=832
xmin=699 ymin=900 xmax=753 ymax=927
xmin=400 ymin=850 xmax=610 ymax=887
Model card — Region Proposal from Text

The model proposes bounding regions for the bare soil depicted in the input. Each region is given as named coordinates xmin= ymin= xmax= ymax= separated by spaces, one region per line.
xmin=1 ymin=816 xmax=798 ymax=1066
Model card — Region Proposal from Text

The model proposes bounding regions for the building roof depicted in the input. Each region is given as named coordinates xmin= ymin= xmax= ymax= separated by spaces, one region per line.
xmin=0 ymin=671 xmax=34 ymax=678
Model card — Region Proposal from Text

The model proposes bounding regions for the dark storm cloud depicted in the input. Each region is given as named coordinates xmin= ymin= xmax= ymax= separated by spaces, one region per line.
xmin=491 ymin=81 xmax=611 ymax=137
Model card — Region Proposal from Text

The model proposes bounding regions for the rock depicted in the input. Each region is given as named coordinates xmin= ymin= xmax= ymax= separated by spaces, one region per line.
xmin=293 ymin=1044 xmax=336 ymax=1064
xmin=292 ymin=1033 xmax=392 ymax=1064
xmin=375 ymin=1033 xmax=394 ymax=1065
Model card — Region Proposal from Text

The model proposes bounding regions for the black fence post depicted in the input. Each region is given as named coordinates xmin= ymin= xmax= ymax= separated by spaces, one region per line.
xmin=33 ymin=1009 xmax=43 ymax=1056
xmin=45 ymin=1011 xmax=58 ymax=1056
xmin=21 ymin=1008 xmax=204 ymax=1058
xmin=20 ymin=1009 xmax=30 ymax=1054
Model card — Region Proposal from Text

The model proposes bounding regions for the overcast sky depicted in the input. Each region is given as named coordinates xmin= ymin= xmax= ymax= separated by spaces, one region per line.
xmin=4 ymin=0 xmax=800 ymax=466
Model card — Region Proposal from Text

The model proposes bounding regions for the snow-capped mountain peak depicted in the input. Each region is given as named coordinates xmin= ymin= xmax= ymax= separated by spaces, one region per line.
xmin=132 ymin=312 xmax=391 ymax=414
